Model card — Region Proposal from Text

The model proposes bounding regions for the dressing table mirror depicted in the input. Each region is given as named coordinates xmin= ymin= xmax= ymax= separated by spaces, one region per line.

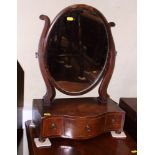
xmin=32 ymin=4 xmax=125 ymax=141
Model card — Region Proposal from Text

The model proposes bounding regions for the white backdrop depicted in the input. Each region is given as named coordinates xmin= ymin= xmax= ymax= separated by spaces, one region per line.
xmin=17 ymin=0 xmax=137 ymax=108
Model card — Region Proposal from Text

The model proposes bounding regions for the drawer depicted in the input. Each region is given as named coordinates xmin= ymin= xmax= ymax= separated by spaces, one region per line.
xmin=64 ymin=116 xmax=105 ymax=139
xmin=105 ymin=113 xmax=123 ymax=131
xmin=41 ymin=117 xmax=63 ymax=137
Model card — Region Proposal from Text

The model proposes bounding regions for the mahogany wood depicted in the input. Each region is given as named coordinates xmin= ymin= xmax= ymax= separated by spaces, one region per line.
xmin=38 ymin=15 xmax=56 ymax=104
xmin=33 ymin=98 xmax=125 ymax=139
xmin=25 ymin=120 xmax=137 ymax=155
xmin=32 ymin=4 xmax=125 ymax=141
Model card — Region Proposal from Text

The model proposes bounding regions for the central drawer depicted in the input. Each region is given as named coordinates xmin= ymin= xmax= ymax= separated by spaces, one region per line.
xmin=64 ymin=116 xmax=106 ymax=139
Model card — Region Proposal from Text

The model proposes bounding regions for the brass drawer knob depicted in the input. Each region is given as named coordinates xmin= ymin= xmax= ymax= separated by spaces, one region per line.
xmin=50 ymin=123 xmax=57 ymax=130
xmin=85 ymin=125 xmax=92 ymax=132
xmin=112 ymin=119 xmax=115 ymax=123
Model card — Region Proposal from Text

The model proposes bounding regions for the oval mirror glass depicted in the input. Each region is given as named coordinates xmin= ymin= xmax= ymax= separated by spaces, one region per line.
xmin=46 ymin=6 xmax=109 ymax=93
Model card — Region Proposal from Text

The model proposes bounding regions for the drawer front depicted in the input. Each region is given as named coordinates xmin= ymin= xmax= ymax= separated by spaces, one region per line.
xmin=42 ymin=117 xmax=63 ymax=137
xmin=64 ymin=116 xmax=105 ymax=139
xmin=105 ymin=113 xmax=123 ymax=131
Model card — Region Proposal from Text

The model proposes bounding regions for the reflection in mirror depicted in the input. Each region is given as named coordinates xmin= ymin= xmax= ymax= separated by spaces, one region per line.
xmin=47 ymin=8 xmax=108 ymax=92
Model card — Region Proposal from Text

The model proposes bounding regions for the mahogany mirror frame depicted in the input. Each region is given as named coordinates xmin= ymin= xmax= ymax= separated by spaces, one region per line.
xmin=37 ymin=4 xmax=116 ymax=105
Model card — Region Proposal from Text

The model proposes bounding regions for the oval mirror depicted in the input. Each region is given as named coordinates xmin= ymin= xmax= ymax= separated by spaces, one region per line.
xmin=45 ymin=5 xmax=109 ymax=94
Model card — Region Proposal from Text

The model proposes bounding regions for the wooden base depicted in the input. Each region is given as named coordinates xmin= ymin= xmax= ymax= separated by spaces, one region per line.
xmin=25 ymin=120 xmax=137 ymax=155
xmin=32 ymin=98 xmax=125 ymax=139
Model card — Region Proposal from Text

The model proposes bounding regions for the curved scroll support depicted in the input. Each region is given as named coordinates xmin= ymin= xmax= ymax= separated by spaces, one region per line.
xmin=109 ymin=22 xmax=116 ymax=27
xmin=98 ymin=27 xmax=116 ymax=101
xmin=38 ymin=15 xmax=51 ymax=50
xmin=38 ymin=15 xmax=56 ymax=105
